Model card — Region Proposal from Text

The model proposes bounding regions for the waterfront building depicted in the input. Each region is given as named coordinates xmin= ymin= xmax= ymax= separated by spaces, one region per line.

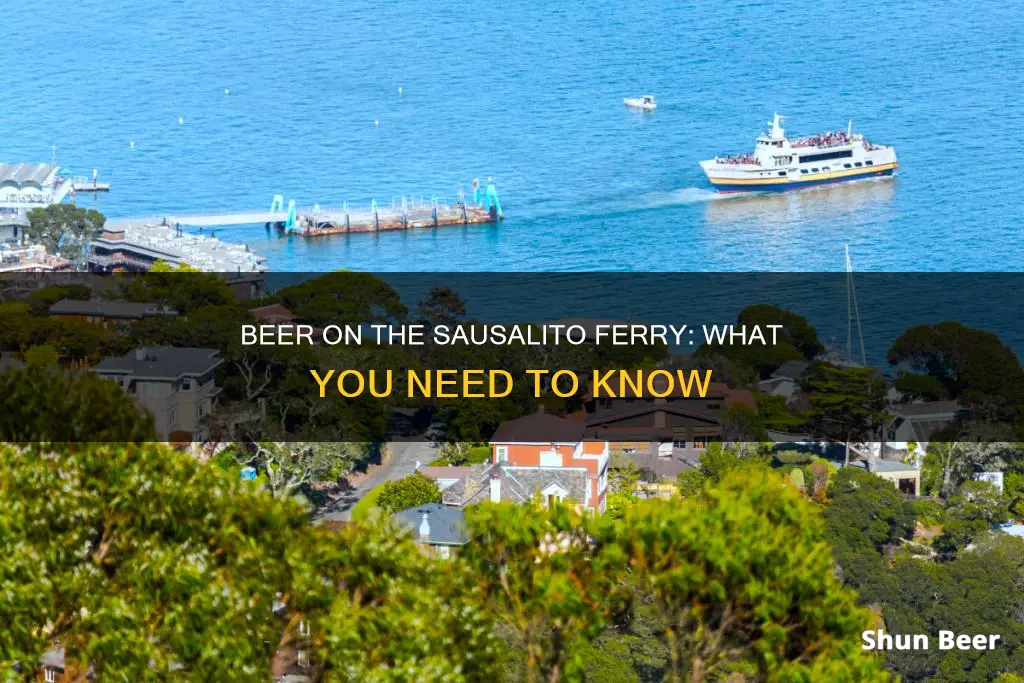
xmin=0 ymin=244 xmax=71 ymax=273
xmin=89 ymin=224 xmax=268 ymax=273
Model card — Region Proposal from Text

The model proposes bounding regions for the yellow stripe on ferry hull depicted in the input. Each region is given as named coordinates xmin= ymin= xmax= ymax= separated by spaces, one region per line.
xmin=708 ymin=162 xmax=898 ymax=192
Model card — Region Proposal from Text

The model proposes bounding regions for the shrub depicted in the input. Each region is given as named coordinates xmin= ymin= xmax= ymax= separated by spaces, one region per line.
xmin=376 ymin=473 xmax=442 ymax=514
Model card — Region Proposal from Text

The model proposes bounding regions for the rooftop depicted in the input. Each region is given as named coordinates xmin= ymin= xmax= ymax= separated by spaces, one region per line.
xmin=0 ymin=162 xmax=57 ymax=186
xmin=491 ymin=411 xmax=584 ymax=443
xmin=850 ymin=459 xmax=920 ymax=474
xmin=771 ymin=361 xmax=809 ymax=381
xmin=891 ymin=400 xmax=962 ymax=417
xmin=91 ymin=222 xmax=268 ymax=272
xmin=416 ymin=465 xmax=473 ymax=486
xmin=442 ymin=462 xmax=589 ymax=508
xmin=249 ymin=303 xmax=296 ymax=322
xmin=392 ymin=502 xmax=468 ymax=545
xmin=92 ymin=346 xmax=222 ymax=380
xmin=49 ymin=298 xmax=178 ymax=319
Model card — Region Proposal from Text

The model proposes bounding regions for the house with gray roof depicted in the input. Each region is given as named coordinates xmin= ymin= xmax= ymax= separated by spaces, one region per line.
xmin=91 ymin=347 xmax=222 ymax=441
xmin=849 ymin=458 xmax=921 ymax=496
xmin=757 ymin=360 xmax=809 ymax=403
xmin=885 ymin=400 xmax=963 ymax=456
xmin=440 ymin=462 xmax=591 ymax=511
xmin=392 ymin=502 xmax=469 ymax=559
xmin=49 ymin=298 xmax=178 ymax=327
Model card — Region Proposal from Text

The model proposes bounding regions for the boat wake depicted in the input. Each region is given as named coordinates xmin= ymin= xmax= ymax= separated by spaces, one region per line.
xmin=634 ymin=187 xmax=735 ymax=209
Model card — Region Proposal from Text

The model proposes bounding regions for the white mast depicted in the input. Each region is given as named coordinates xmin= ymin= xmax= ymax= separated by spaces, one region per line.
xmin=847 ymin=120 xmax=852 ymax=138
xmin=845 ymin=244 xmax=866 ymax=366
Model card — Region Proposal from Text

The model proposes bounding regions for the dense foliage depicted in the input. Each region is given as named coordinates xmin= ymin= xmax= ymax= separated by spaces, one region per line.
xmin=822 ymin=464 xmax=1024 ymax=682
xmin=0 ymin=443 xmax=898 ymax=683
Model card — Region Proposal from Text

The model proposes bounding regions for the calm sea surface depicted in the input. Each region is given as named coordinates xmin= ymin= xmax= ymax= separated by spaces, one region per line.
xmin=5 ymin=0 xmax=1023 ymax=271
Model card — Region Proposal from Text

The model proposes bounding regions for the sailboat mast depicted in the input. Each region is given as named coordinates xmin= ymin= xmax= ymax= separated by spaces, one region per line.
xmin=845 ymin=245 xmax=867 ymax=366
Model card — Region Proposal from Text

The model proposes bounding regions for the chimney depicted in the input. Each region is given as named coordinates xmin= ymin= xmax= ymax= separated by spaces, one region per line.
xmin=490 ymin=470 xmax=501 ymax=502
xmin=135 ymin=347 xmax=145 ymax=361
xmin=419 ymin=512 xmax=430 ymax=540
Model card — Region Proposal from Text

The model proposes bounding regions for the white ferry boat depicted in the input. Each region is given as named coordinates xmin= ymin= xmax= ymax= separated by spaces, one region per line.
xmin=700 ymin=114 xmax=897 ymax=193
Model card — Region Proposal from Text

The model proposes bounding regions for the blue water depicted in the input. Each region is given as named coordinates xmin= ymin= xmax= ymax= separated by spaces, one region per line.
xmin=5 ymin=0 xmax=1023 ymax=271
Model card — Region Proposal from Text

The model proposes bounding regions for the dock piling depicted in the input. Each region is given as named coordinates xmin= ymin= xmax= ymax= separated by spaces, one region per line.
xmin=285 ymin=199 xmax=296 ymax=231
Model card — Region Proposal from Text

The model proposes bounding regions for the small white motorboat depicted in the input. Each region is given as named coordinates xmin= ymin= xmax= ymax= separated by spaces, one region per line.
xmin=624 ymin=95 xmax=656 ymax=110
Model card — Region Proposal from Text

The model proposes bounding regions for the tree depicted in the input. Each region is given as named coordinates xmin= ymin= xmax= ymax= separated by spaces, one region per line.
xmin=241 ymin=441 xmax=369 ymax=501
xmin=292 ymin=520 xmax=502 ymax=682
xmin=273 ymin=272 xmax=407 ymax=327
xmin=26 ymin=283 xmax=92 ymax=314
xmin=0 ymin=442 xmax=503 ymax=683
xmin=888 ymin=321 xmax=1024 ymax=421
xmin=698 ymin=441 xmax=770 ymax=481
xmin=675 ymin=469 xmax=706 ymax=498
xmin=25 ymin=204 xmax=105 ymax=261
xmin=434 ymin=441 xmax=491 ymax=466
xmin=417 ymin=285 xmax=467 ymax=327
xmin=802 ymin=362 xmax=888 ymax=462
xmin=719 ymin=403 xmax=767 ymax=441
xmin=695 ymin=304 xmax=823 ymax=380
xmin=874 ymin=535 xmax=1024 ymax=681
xmin=934 ymin=480 xmax=1010 ymax=556
xmin=807 ymin=458 xmax=835 ymax=500
xmin=825 ymin=467 xmax=916 ymax=555
xmin=611 ymin=468 xmax=892 ymax=683
xmin=754 ymin=393 xmax=806 ymax=433
xmin=675 ymin=442 xmax=770 ymax=499
xmin=923 ymin=435 xmax=1014 ymax=498
xmin=0 ymin=367 xmax=155 ymax=441
xmin=149 ymin=260 xmax=200 ymax=272
xmin=117 ymin=270 xmax=236 ymax=313
xmin=376 ymin=473 xmax=442 ymax=514
xmin=948 ymin=480 xmax=1011 ymax=525
xmin=0 ymin=442 xmax=309 ymax=681
xmin=892 ymin=371 xmax=949 ymax=402
xmin=460 ymin=501 xmax=627 ymax=683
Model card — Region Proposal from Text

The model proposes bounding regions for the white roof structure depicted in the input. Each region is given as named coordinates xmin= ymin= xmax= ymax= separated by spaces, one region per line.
xmin=0 ymin=163 xmax=70 ymax=208
xmin=91 ymin=223 xmax=269 ymax=272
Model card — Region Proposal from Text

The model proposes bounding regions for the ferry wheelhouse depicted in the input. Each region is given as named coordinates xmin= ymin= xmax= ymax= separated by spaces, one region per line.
xmin=700 ymin=114 xmax=897 ymax=193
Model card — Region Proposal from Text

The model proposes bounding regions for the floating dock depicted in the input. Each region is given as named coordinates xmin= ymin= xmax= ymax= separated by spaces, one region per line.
xmin=105 ymin=179 xmax=503 ymax=238
xmin=288 ymin=179 xmax=503 ymax=237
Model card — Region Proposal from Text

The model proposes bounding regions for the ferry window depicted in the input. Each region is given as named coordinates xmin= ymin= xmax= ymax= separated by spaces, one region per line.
xmin=854 ymin=162 xmax=863 ymax=167
xmin=800 ymin=169 xmax=808 ymax=174
xmin=823 ymin=166 xmax=830 ymax=171
xmin=844 ymin=163 xmax=851 ymax=168
xmin=778 ymin=171 xmax=786 ymax=176
xmin=865 ymin=160 xmax=874 ymax=166
xmin=797 ymin=149 xmax=853 ymax=164
xmin=812 ymin=168 xmax=819 ymax=172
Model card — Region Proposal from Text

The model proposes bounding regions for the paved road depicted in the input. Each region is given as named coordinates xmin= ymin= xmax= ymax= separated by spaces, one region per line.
xmin=315 ymin=438 xmax=438 ymax=523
